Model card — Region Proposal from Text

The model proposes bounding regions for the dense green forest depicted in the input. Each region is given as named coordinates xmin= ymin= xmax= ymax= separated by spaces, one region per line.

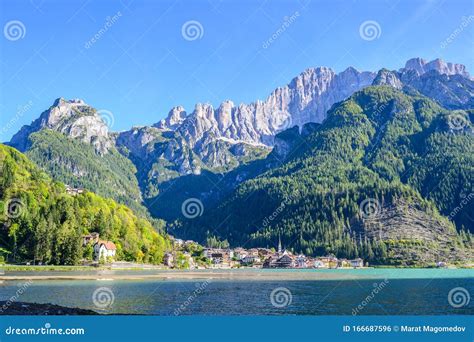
xmin=173 ymin=86 xmax=473 ymax=265
xmin=24 ymin=129 xmax=148 ymax=216
xmin=0 ymin=144 xmax=169 ymax=265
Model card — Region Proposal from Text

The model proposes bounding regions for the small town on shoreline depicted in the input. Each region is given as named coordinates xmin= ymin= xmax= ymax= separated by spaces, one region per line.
xmin=79 ymin=232 xmax=366 ymax=270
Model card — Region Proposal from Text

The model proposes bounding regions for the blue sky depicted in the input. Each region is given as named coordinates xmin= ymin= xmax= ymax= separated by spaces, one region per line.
xmin=0 ymin=0 xmax=473 ymax=141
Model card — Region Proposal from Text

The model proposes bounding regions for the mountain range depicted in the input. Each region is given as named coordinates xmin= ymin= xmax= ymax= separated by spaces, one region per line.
xmin=3 ymin=57 xmax=473 ymax=265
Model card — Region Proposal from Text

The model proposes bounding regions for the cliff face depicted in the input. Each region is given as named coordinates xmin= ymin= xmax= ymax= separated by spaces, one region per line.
xmin=165 ymin=66 xmax=375 ymax=148
xmin=9 ymin=98 xmax=113 ymax=154
xmin=373 ymin=58 xmax=474 ymax=109
xmin=114 ymin=65 xmax=375 ymax=183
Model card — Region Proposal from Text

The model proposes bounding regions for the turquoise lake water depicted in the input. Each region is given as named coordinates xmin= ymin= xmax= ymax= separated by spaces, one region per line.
xmin=0 ymin=268 xmax=472 ymax=315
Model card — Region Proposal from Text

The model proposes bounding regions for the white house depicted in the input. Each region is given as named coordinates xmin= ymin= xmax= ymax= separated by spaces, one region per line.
xmin=314 ymin=260 xmax=327 ymax=268
xmin=94 ymin=241 xmax=117 ymax=261
xmin=296 ymin=254 xmax=307 ymax=268
xmin=350 ymin=258 xmax=364 ymax=268
xmin=241 ymin=255 xmax=261 ymax=265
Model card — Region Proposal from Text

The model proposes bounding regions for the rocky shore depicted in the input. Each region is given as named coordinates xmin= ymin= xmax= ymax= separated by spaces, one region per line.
xmin=0 ymin=301 xmax=98 ymax=315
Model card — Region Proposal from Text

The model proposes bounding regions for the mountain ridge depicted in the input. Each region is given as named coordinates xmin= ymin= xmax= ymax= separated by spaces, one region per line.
xmin=172 ymin=85 xmax=473 ymax=265
xmin=3 ymin=58 xmax=473 ymax=266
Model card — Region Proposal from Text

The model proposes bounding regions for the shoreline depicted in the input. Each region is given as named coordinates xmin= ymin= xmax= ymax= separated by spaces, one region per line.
xmin=1 ymin=268 xmax=473 ymax=282
xmin=0 ymin=301 xmax=99 ymax=315
xmin=0 ymin=270 xmax=369 ymax=281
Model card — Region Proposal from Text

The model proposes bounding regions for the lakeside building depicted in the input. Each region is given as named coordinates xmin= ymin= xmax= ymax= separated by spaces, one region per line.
xmin=263 ymin=251 xmax=295 ymax=268
xmin=257 ymin=248 xmax=273 ymax=257
xmin=313 ymin=259 xmax=326 ymax=268
xmin=315 ymin=255 xmax=339 ymax=268
xmin=233 ymin=247 xmax=247 ymax=260
xmin=296 ymin=255 xmax=307 ymax=268
xmin=241 ymin=255 xmax=261 ymax=266
xmin=204 ymin=248 xmax=233 ymax=267
xmin=93 ymin=240 xmax=117 ymax=261
xmin=350 ymin=258 xmax=364 ymax=268
xmin=337 ymin=258 xmax=351 ymax=268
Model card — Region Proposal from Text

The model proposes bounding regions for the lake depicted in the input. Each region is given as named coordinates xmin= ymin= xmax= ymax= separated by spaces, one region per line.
xmin=0 ymin=268 xmax=472 ymax=315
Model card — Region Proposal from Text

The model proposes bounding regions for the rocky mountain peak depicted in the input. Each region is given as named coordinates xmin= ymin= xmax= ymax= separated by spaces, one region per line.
xmin=154 ymin=106 xmax=187 ymax=130
xmin=149 ymin=64 xmax=376 ymax=150
xmin=403 ymin=57 xmax=427 ymax=75
xmin=403 ymin=57 xmax=470 ymax=78
xmin=370 ymin=58 xmax=474 ymax=109
xmin=9 ymin=98 xmax=112 ymax=154
xmin=372 ymin=68 xmax=403 ymax=89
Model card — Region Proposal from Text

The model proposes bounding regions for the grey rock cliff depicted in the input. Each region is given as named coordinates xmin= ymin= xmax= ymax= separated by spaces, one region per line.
xmin=9 ymin=98 xmax=113 ymax=154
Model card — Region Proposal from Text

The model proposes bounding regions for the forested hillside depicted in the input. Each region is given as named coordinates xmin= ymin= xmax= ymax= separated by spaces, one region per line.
xmin=24 ymin=129 xmax=147 ymax=217
xmin=0 ymin=144 xmax=169 ymax=265
xmin=173 ymin=86 xmax=473 ymax=265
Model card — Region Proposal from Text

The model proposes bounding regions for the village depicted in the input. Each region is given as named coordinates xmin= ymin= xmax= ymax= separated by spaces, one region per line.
xmin=167 ymin=237 xmax=365 ymax=269
xmin=81 ymin=231 xmax=366 ymax=270
xmin=166 ymin=246 xmax=365 ymax=270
